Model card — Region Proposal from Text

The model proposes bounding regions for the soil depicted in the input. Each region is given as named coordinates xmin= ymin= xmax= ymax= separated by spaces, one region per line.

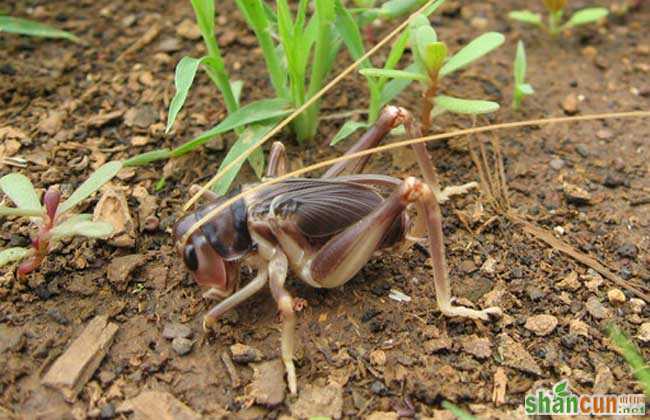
xmin=1 ymin=0 xmax=649 ymax=418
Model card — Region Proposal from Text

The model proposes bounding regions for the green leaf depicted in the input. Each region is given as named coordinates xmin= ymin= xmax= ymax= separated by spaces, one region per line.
xmin=0 ymin=16 xmax=81 ymax=43
xmin=170 ymin=98 xmax=293 ymax=157
xmin=360 ymin=68 xmax=428 ymax=82
xmin=441 ymin=401 xmax=476 ymax=420
xmin=384 ymin=29 xmax=410 ymax=72
xmin=58 ymin=161 xmax=123 ymax=215
xmin=330 ymin=120 xmax=370 ymax=145
xmin=334 ymin=0 xmax=369 ymax=69
xmin=123 ymin=149 xmax=172 ymax=167
xmin=434 ymin=95 xmax=500 ymax=114
xmin=379 ymin=62 xmax=422 ymax=107
xmin=231 ymin=80 xmax=244 ymax=105
xmin=519 ymin=83 xmax=534 ymax=95
xmin=51 ymin=218 xmax=114 ymax=240
xmin=508 ymin=10 xmax=543 ymax=26
xmin=0 ymin=206 xmax=43 ymax=217
xmin=420 ymin=41 xmax=447 ymax=72
xmin=212 ymin=124 xmax=276 ymax=195
xmin=166 ymin=56 xmax=207 ymax=133
xmin=439 ymin=32 xmax=505 ymax=78
xmin=380 ymin=0 xmax=427 ymax=19
xmin=0 ymin=247 xmax=29 ymax=267
xmin=565 ymin=7 xmax=608 ymax=28
xmin=422 ymin=0 xmax=447 ymax=16
xmin=514 ymin=40 xmax=527 ymax=84
xmin=0 ymin=173 xmax=41 ymax=212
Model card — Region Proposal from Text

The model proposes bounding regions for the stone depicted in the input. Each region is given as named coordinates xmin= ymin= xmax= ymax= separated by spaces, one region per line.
xmin=0 ymin=324 xmax=23 ymax=353
xmin=424 ymin=337 xmax=452 ymax=353
xmin=616 ymin=243 xmax=638 ymax=259
xmin=172 ymin=337 xmax=193 ymax=356
xmin=461 ymin=335 xmax=491 ymax=359
xmin=162 ymin=323 xmax=192 ymax=340
xmin=562 ymin=93 xmax=579 ymax=115
xmin=246 ymin=359 xmax=286 ymax=406
xmin=106 ymin=254 xmax=146 ymax=290
xmin=569 ymin=319 xmax=590 ymax=338
xmin=557 ymin=271 xmax=580 ymax=291
xmin=124 ymin=105 xmax=157 ymax=129
xmin=176 ymin=19 xmax=201 ymax=40
xmin=459 ymin=260 xmax=478 ymax=274
xmin=367 ymin=412 xmax=399 ymax=420
xmin=585 ymin=296 xmax=610 ymax=320
xmin=120 ymin=391 xmax=200 ymax=419
xmin=629 ymin=298 xmax=646 ymax=314
xmin=39 ymin=111 xmax=65 ymax=135
xmin=593 ymin=366 xmax=614 ymax=394
xmin=230 ymin=343 xmax=263 ymax=363
xmin=524 ymin=314 xmax=558 ymax=336
xmin=497 ymin=333 xmax=542 ymax=376
xmin=157 ymin=38 xmax=182 ymax=53
xmin=637 ymin=323 xmax=650 ymax=343
xmin=607 ymin=288 xmax=626 ymax=305
xmin=291 ymin=383 xmax=344 ymax=419
xmin=575 ymin=144 xmax=590 ymax=157
xmin=93 ymin=188 xmax=136 ymax=248
xmin=369 ymin=349 xmax=386 ymax=366
xmin=563 ymin=183 xmax=592 ymax=205
xmin=549 ymin=158 xmax=566 ymax=170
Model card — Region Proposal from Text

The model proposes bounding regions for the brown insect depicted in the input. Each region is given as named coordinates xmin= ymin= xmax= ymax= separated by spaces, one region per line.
xmin=174 ymin=106 xmax=502 ymax=394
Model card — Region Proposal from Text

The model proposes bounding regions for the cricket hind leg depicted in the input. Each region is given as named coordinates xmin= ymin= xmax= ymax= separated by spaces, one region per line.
xmin=265 ymin=141 xmax=288 ymax=178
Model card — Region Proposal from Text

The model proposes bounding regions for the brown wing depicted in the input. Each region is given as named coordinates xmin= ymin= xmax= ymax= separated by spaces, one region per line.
xmin=247 ymin=178 xmax=385 ymax=239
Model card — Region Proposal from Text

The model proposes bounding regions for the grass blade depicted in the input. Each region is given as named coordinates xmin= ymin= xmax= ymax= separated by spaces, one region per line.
xmin=607 ymin=324 xmax=650 ymax=397
xmin=514 ymin=40 xmax=526 ymax=84
xmin=565 ymin=7 xmax=608 ymax=28
xmin=435 ymin=95 xmax=500 ymax=114
xmin=441 ymin=401 xmax=476 ymax=420
xmin=170 ymin=98 xmax=293 ymax=157
xmin=166 ymin=56 xmax=207 ymax=133
xmin=58 ymin=161 xmax=123 ymax=215
xmin=51 ymin=219 xmax=114 ymax=240
xmin=360 ymin=67 xmax=428 ymax=81
xmin=0 ymin=16 xmax=80 ymax=43
xmin=330 ymin=120 xmax=370 ymax=145
xmin=439 ymin=32 xmax=504 ymax=78
xmin=212 ymin=124 xmax=276 ymax=195
xmin=0 ymin=206 xmax=43 ymax=217
xmin=0 ymin=247 xmax=29 ymax=267
xmin=0 ymin=173 xmax=42 ymax=212
xmin=334 ymin=0 xmax=369 ymax=69
xmin=508 ymin=10 xmax=543 ymax=26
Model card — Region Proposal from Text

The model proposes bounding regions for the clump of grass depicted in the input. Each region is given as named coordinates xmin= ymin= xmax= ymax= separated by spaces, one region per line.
xmin=0 ymin=15 xmax=81 ymax=43
xmin=509 ymin=0 xmax=608 ymax=36
xmin=512 ymin=40 xmax=534 ymax=111
xmin=0 ymin=162 xmax=122 ymax=276
xmin=607 ymin=324 xmax=650 ymax=397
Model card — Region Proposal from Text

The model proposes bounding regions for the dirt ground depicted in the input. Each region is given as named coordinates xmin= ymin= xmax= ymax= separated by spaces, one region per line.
xmin=1 ymin=0 xmax=649 ymax=418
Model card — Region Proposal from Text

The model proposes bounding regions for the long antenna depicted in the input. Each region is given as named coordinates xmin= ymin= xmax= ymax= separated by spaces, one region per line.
xmin=180 ymin=110 xmax=650 ymax=245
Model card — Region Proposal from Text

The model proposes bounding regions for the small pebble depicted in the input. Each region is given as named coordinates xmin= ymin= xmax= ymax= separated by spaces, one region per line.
xmin=524 ymin=314 xmax=558 ymax=336
xmin=162 ymin=323 xmax=192 ymax=340
xmin=172 ymin=337 xmax=193 ymax=356
xmin=586 ymin=296 xmax=610 ymax=319
xmin=637 ymin=323 xmax=650 ymax=343
xmin=470 ymin=16 xmax=488 ymax=29
xmin=607 ymin=288 xmax=626 ymax=305
xmin=569 ymin=319 xmax=590 ymax=337
xmin=549 ymin=158 xmax=566 ymax=170
xmin=370 ymin=380 xmax=390 ymax=396
xmin=230 ymin=343 xmax=263 ymax=363
xmin=596 ymin=129 xmax=613 ymax=140
xmin=629 ymin=298 xmax=646 ymax=314
xmin=46 ymin=308 xmax=69 ymax=325
xmin=459 ymin=260 xmax=477 ymax=274
xmin=616 ymin=243 xmax=638 ymax=259
xmin=100 ymin=403 xmax=115 ymax=419
xmin=603 ymin=174 xmax=625 ymax=188
xmin=575 ymin=144 xmax=590 ymax=157
xmin=176 ymin=19 xmax=201 ymax=40
xmin=562 ymin=93 xmax=579 ymax=115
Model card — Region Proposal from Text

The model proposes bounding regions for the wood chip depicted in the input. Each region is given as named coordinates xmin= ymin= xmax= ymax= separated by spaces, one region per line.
xmin=492 ymin=367 xmax=507 ymax=407
xmin=497 ymin=333 xmax=542 ymax=376
xmin=118 ymin=23 xmax=161 ymax=61
xmin=121 ymin=391 xmax=200 ymax=420
xmin=86 ymin=110 xmax=124 ymax=128
xmin=42 ymin=315 xmax=118 ymax=401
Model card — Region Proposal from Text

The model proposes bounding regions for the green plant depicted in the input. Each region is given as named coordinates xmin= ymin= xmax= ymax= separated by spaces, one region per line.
xmin=509 ymin=0 xmax=608 ymax=36
xmin=608 ymin=324 xmax=650 ymax=397
xmin=332 ymin=10 xmax=504 ymax=145
xmin=512 ymin=40 xmax=534 ymax=111
xmin=441 ymin=401 xmax=476 ymax=420
xmin=0 ymin=15 xmax=81 ymax=43
xmin=0 ymin=161 xmax=122 ymax=276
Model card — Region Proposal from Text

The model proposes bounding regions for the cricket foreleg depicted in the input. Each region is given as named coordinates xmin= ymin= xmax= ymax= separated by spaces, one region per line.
xmin=202 ymin=267 xmax=268 ymax=331
xmin=266 ymin=250 xmax=297 ymax=395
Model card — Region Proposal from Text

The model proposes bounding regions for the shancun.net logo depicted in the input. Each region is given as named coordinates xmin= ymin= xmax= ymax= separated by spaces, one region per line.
xmin=525 ymin=380 xmax=646 ymax=416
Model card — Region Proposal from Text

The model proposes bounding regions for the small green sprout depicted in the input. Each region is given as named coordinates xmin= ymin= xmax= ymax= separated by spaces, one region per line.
xmin=0 ymin=161 xmax=122 ymax=276
xmin=332 ymin=12 xmax=503 ymax=145
xmin=512 ymin=40 xmax=534 ymax=111
xmin=0 ymin=15 xmax=81 ymax=43
xmin=509 ymin=0 xmax=609 ymax=36
xmin=607 ymin=324 xmax=650 ymax=397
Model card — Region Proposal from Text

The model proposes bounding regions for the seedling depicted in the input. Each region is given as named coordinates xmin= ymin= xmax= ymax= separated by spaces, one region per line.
xmin=332 ymin=10 xmax=504 ymax=145
xmin=0 ymin=15 xmax=81 ymax=43
xmin=0 ymin=161 xmax=122 ymax=276
xmin=607 ymin=324 xmax=650 ymax=397
xmin=512 ymin=40 xmax=534 ymax=111
xmin=509 ymin=0 xmax=608 ymax=36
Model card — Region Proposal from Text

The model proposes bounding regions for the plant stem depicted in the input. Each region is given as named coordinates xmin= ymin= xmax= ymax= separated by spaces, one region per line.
xmin=235 ymin=0 xmax=288 ymax=99
xmin=368 ymin=82 xmax=382 ymax=123
xmin=548 ymin=10 xmax=563 ymax=36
